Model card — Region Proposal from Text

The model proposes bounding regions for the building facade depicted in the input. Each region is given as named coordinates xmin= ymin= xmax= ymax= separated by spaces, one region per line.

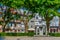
xmin=0 ymin=5 xmax=60 ymax=36
xmin=5 ymin=20 xmax=25 ymax=33
xmin=49 ymin=16 xmax=59 ymax=33
xmin=28 ymin=13 xmax=47 ymax=35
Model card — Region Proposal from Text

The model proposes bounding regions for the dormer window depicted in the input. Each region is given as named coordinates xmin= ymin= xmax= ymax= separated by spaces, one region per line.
xmin=36 ymin=16 xmax=38 ymax=19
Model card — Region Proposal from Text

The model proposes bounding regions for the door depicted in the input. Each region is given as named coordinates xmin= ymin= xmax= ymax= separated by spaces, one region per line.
xmin=35 ymin=26 xmax=43 ymax=35
xmin=39 ymin=27 xmax=43 ymax=35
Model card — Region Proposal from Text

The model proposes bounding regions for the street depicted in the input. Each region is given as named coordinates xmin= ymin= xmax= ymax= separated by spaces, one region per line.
xmin=5 ymin=36 xmax=60 ymax=40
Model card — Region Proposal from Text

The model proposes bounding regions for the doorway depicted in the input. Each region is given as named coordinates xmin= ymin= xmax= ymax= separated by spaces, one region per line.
xmin=35 ymin=26 xmax=43 ymax=35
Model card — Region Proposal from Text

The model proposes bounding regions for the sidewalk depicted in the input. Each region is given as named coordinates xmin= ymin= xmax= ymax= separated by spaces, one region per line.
xmin=5 ymin=36 xmax=60 ymax=40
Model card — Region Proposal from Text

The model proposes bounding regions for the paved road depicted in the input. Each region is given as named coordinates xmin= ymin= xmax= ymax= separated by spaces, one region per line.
xmin=5 ymin=36 xmax=60 ymax=40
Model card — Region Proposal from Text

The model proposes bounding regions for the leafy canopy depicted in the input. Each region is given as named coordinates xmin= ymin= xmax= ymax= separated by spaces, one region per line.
xmin=0 ymin=0 xmax=24 ymax=8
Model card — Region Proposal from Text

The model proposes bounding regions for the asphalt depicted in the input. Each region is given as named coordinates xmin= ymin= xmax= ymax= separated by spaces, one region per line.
xmin=5 ymin=36 xmax=60 ymax=40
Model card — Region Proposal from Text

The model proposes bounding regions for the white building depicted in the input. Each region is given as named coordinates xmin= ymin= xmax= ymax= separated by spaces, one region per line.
xmin=5 ymin=20 xmax=25 ymax=33
xmin=50 ymin=16 xmax=59 ymax=26
xmin=28 ymin=13 xmax=46 ymax=35
xmin=49 ymin=16 xmax=59 ymax=33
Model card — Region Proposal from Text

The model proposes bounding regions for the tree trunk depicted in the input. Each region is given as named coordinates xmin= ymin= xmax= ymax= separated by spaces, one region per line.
xmin=46 ymin=20 xmax=50 ymax=35
xmin=25 ymin=19 xmax=28 ymax=33
xmin=3 ymin=21 xmax=8 ymax=32
xmin=3 ymin=24 xmax=6 ymax=32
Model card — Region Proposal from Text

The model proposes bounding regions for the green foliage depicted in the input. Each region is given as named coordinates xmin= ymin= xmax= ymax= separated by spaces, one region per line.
xmin=0 ymin=0 xmax=24 ymax=8
xmin=6 ymin=33 xmax=17 ymax=36
xmin=1 ymin=8 xmax=21 ymax=32
xmin=0 ymin=32 xmax=35 ymax=36
xmin=49 ymin=33 xmax=60 ymax=37
xmin=28 ymin=15 xmax=33 ymax=20
xmin=23 ymin=0 xmax=60 ymax=23
xmin=1 ymin=0 xmax=60 ymax=34
xmin=1 ymin=0 xmax=60 ymax=16
xmin=12 ymin=14 xmax=21 ymax=20
xmin=3 ymin=10 xmax=13 ymax=23
xmin=0 ymin=32 xmax=6 ymax=36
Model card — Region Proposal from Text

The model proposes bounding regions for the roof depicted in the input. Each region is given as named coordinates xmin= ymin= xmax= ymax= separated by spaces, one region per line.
xmin=10 ymin=22 xmax=21 ymax=24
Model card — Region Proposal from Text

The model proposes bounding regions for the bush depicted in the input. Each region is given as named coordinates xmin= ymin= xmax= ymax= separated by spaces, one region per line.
xmin=0 ymin=32 xmax=6 ymax=36
xmin=27 ymin=32 xmax=34 ymax=36
xmin=6 ymin=33 xmax=17 ymax=36
xmin=0 ymin=32 xmax=35 ymax=36
xmin=17 ymin=33 xmax=27 ymax=36
xmin=49 ymin=33 xmax=60 ymax=37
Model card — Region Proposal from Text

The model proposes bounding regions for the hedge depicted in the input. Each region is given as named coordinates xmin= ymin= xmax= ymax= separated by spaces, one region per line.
xmin=49 ymin=33 xmax=60 ymax=37
xmin=0 ymin=32 xmax=35 ymax=36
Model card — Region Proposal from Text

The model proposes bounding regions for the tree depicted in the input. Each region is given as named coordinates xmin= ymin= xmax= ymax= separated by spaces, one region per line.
xmin=1 ymin=0 xmax=60 ymax=34
xmin=0 ymin=0 xmax=24 ymax=8
xmin=23 ymin=0 xmax=60 ymax=34
xmin=0 ymin=0 xmax=24 ymax=32
xmin=1 ymin=7 xmax=15 ymax=32
xmin=1 ymin=6 xmax=20 ymax=32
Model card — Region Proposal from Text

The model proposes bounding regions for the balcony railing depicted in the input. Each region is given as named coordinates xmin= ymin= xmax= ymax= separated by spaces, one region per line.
xmin=35 ymin=22 xmax=42 ymax=26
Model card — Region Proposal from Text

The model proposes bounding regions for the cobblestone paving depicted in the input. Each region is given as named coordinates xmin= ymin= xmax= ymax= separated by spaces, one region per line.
xmin=5 ymin=36 xmax=60 ymax=40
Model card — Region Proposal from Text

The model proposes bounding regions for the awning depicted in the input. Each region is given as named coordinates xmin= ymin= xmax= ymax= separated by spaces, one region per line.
xmin=28 ymin=28 xmax=35 ymax=31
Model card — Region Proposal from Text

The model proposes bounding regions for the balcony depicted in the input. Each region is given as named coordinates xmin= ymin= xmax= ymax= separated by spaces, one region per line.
xmin=35 ymin=22 xmax=42 ymax=26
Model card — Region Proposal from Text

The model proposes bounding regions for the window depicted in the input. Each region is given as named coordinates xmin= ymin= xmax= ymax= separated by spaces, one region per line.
xmin=31 ymin=21 xmax=34 ymax=22
xmin=36 ymin=17 xmax=38 ymax=19
xmin=31 ymin=26 xmax=33 ymax=28
xmin=18 ymin=30 xmax=20 ymax=31
xmin=50 ymin=29 xmax=52 ymax=33
xmin=17 ymin=24 xmax=20 ymax=27
xmin=40 ymin=27 xmax=42 ymax=31
xmin=12 ymin=24 xmax=15 ymax=27
xmin=21 ymin=29 xmax=24 ymax=31
xmin=55 ymin=19 xmax=58 ymax=21
xmin=9 ymin=23 xmax=12 ymax=26
xmin=54 ymin=29 xmax=55 ymax=33
xmin=37 ymin=29 xmax=39 ymax=33
xmin=21 ymin=25 xmax=25 ymax=27
xmin=39 ymin=21 xmax=41 ymax=23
